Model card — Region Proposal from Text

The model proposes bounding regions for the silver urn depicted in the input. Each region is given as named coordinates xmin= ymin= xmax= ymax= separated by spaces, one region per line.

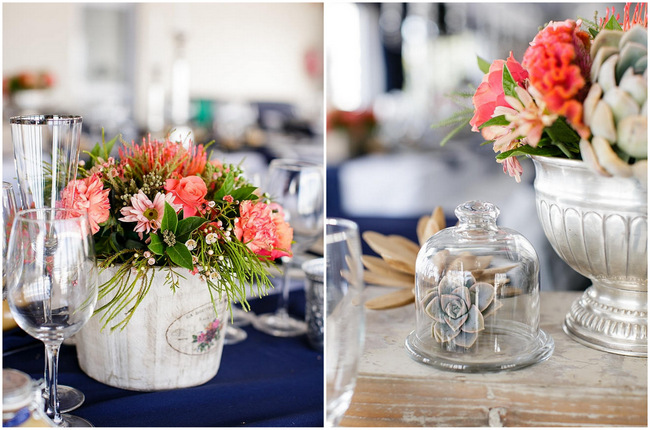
xmin=532 ymin=155 xmax=647 ymax=357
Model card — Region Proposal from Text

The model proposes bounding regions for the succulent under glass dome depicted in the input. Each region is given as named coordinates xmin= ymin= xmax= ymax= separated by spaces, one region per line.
xmin=405 ymin=201 xmax=554 ymax=372
xmin=425 ymin=272 xmax=502 ymax=348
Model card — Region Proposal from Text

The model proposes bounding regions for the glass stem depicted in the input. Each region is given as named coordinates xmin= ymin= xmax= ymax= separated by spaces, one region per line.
xmin=44 ymin=341 xmax=63 ymax=425
xmin=276 ymin=257 xmax=293 ymax=318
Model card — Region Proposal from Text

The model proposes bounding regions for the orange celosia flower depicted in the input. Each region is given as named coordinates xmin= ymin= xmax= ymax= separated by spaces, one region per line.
xmin=522 ymin=19 xmax=591 ymax=139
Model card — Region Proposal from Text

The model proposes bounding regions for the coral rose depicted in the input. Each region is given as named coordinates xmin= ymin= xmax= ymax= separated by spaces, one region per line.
xmin=470 ymin=52 xmax=528 ymax=139
xmin=164 ymin=175 xmax=208 ymax=218
xmin=61 ymin=174 xmax=110 ymax=234
xmin=234 ymin=201 xmax=293 ymax=260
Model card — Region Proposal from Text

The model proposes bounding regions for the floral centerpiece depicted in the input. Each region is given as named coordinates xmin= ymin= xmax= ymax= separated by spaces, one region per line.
xmin=3 ymin=70 xmax=55 ymax=96
xmin=62 ymin=132 xmax=292 ymax=331
xmin=440 ymin=3 xmax=647 ymax=184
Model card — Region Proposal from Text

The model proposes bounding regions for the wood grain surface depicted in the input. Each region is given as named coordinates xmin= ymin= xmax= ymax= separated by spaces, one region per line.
xmin=339 ymin=289 xmax=647 ymax=427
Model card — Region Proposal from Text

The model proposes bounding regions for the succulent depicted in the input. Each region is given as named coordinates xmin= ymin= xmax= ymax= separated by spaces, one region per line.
xmin=424 ymin=271 xmax=502 ymax=348
xmin=581 ymin=25 xmax=648 ymax=184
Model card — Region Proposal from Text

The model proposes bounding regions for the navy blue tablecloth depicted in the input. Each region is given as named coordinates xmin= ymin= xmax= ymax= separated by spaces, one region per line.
xmin=2 ymin=290 xmax=323 ymax=427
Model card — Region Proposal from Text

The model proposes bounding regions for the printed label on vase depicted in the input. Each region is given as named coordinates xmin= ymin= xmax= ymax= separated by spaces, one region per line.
xmin=166 ymin=303 xmax=223 ymax=356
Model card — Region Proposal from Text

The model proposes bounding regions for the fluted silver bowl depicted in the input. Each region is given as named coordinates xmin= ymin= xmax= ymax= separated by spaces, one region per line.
xmin=532 ymin=156 xmax=647 ymax=357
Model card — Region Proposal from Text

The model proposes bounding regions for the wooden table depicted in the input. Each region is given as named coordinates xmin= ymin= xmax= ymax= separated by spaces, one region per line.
xmin=340 ymin=290 xmax=647 ymax=427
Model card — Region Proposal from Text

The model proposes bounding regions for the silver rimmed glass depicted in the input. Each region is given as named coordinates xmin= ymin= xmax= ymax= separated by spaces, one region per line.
xmin=10 ymin=115 xmax=87 ymax=413
xmin=5 ymin=208 xmax=97 ymax=427
xmin=10 ymin=115 xmax=82 ymax=210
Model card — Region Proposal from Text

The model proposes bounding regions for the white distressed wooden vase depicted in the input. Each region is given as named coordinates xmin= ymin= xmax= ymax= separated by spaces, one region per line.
xmin=75 ymin=265 xmax=229 ymax=391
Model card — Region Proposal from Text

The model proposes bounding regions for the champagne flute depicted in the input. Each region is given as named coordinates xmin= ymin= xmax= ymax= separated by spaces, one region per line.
xmin=10 ymin=114 xmax=87 ymax=413
xmin=253 ymin=159 xmax=324 ymax=337
xmin=5 ymin=208 xmax=98 ymax=427
xmin=326 ymin=218 xmax=365 ymax=427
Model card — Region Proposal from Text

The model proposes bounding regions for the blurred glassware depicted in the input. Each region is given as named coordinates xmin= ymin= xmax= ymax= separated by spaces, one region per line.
xmin=2 ymin=182 xmax=19 ymax=331
xmin=253 ymin=159 xmax=324 ymax=337
xmin=5 ymin=208 xmax=98 ymax=426
xmin=302 ymin=258 xmax=324 ymax=351
xmin=3 ymin=369 xmax=56 ymax=427
xmin=326 ymin=218 xmax=365 ymax=427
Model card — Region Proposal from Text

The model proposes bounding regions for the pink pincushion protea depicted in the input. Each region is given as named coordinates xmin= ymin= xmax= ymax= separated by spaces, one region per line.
xmin=119 ymin=191 xmax=181 ymax=239
xmin=234 ymin=200 xmax=293 ymax=260
xmin=61 ymin=174 xmax=110 ymax=234
xmin=119 ymin=136 xmax=208 ymax=177
xmin=522 ymin=19 xmax=592 ymax=138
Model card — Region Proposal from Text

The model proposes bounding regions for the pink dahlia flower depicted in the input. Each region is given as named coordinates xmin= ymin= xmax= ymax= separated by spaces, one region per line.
xmin=234 ymin=200 xmax=293 ymax=260
xmin=470 ymin=52 xmax=528 ymax=139
xmin=119 ymin=191 xmax=180 ymax=239
xmin=522 ymin=19 xmax=591 ymax=138
xmin=61 ymin=174 xmax=110 ymax=234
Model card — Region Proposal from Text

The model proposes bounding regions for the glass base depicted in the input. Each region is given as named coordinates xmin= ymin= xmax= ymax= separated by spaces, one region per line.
xmin=59 ymin=414 xmax=93 ymax=427
xmin=224 ymin=325 xmax=248 ymax=345
xmin=405 ymin=322 xmax=554 ymax=373
xmin=56 ymin=385 xmax=85 ymax=414
xmin=252 ymin=312 xmax=307 ymax=337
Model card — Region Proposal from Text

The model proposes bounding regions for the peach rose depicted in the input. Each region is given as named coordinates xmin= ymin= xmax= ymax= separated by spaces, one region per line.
xmin=164 ymin=175 xmax=208 ymax=218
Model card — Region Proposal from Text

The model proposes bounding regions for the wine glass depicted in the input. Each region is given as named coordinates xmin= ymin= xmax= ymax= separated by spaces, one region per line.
xmin=10 ymin=114 xmax=87 ymax=413
xmin=253 ymin=159 xmax=324 ymax=337
xmin=326 ymin=218 xmax=365 ymax=427
xmin=223 ymin=305 xmax=253 ymax=345
xmin=5 ymin=208 xmax=98 ymax=427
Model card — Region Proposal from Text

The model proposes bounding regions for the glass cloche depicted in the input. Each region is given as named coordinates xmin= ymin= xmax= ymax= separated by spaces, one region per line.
xmin=405 ymin=201 xmax=554 ymax=372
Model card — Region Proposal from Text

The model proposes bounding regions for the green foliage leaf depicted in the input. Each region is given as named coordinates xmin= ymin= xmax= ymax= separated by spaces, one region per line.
xmin=215 ymin=174 xmax=235 ymax=200
xmin=479 ymin=115 xmax=509 ymax=129
xmin=545 ymin=117 xmax=581 ymax=147
xmin=477 ymin=56 xmax=491 ymax=74
xmin=148 ymin=233 xmax=164 ymax=255
xmin=229 ymin=186 xmax=258 ymax=202
xmin=125 ymin=239 xmax=145 ymax=250
xmin=502 ymin=65 xmax=518 ymax=99
xmin=161 ymin=202 xmax=178 ymax=234
xmin=604 ymin=15 xmax=622 ymax=31
xmin=166 ymin=243 xmax=194 ymax=270
xmin=432 ymin=108 xmax=474 ymax=128
xmin=496 ymin=145 xmax=564 ymax=160
xmin=176 ymin=216 xmax=207 ymax=242
xmin=439 ymin=118 xmax=471 ymax=147
xmin=85 ymin=130 xmax=121 ymax=170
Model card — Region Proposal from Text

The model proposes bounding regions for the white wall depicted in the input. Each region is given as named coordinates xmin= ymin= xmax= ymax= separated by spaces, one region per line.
xmin=3 ymin=3 xmax=324 ymax=127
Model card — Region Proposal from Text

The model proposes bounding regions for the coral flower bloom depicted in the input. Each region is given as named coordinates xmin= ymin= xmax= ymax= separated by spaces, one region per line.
xmin=61 ymin=174 xmax=110 ymax=234
xmin=522 ymin=19 xmax=591 ymax=138
xmin=119 ymin=191 xmax=180 ymax=239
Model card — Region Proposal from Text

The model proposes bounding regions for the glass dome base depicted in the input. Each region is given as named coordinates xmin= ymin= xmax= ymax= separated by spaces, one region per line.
xmin=405 ymin=322 xmax=554 ymax=373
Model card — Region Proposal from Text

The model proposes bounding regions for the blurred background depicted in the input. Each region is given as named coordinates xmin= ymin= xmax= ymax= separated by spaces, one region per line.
xmin=3 ymin=2 xmax=324 ymax=187
xmin=325 ymin=2 xmax=621 ymax=291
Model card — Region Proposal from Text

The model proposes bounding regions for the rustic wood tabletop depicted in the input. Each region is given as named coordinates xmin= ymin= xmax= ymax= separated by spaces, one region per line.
xmin=340 ymin=289 xmax=647 ymax=427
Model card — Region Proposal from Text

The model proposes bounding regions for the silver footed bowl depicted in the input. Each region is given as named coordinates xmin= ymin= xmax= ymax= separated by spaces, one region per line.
xmin=531 ymin=155 xmax=647 ymax=357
